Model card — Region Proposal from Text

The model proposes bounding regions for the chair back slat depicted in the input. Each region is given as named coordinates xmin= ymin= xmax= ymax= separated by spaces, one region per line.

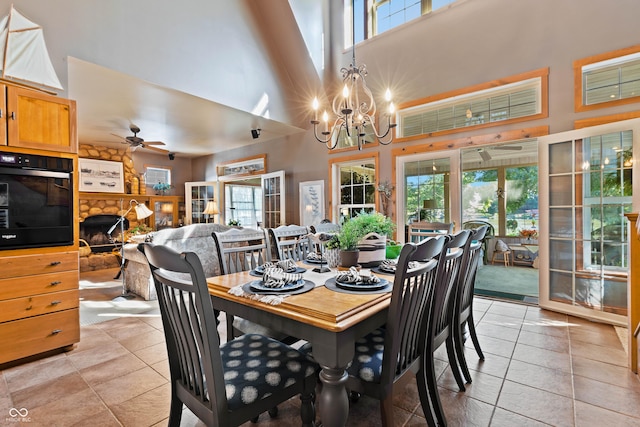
xmin=212 ymin=228 xmax=270 ymax=274
xmin=380 ymin=236 xmax=445 ymax=385
xmin=268 ymin=225 xmax=310 ymax=262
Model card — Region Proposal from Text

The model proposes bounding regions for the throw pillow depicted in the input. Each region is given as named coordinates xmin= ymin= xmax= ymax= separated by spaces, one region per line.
xmin=495 ymin=239 xmax=509 ymax=252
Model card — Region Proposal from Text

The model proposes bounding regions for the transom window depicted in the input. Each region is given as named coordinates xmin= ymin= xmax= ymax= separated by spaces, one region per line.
xmin=397 ymin=77 xmax=542 ymax=139
xmin=349 ymin=0 xmax=456 ymax=44
xmin=145 ymin=166 xmax=171 ymax=187
xmin=574 ymin=45 xmax=640 ymax=112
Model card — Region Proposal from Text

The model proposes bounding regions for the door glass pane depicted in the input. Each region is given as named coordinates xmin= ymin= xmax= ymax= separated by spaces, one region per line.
xmin=405 ymin=157 xmax=451 ymax=224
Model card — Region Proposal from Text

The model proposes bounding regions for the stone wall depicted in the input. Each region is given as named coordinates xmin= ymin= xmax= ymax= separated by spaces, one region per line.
xmin=78 ymin=144 xmax=144 ymax=272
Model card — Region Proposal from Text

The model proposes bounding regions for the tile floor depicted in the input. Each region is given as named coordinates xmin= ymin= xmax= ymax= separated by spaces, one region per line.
xmin=1 ymin=272 xmax=639 ymax=426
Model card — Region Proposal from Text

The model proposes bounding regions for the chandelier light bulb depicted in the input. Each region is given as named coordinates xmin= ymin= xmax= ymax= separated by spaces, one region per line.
xmin=342 ymin=85 xmax=349 ymax=98
xmin=322 ymin=111 xmax=329 ymax=122
xmin=389 ymin=102 xmax=395 ymax=114
xmin=385 ymin=88 xmax=392 ymax=102
xmin=312 ymin=97 xmax=319 ymax=111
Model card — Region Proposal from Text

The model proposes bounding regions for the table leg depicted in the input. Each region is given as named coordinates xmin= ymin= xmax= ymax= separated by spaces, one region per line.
xmin=318 ymin=366 xmax=349 ymax=427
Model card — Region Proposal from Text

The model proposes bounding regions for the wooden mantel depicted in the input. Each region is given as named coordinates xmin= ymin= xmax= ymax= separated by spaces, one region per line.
xmin=625 ymin=212 xmax=639 ymax=373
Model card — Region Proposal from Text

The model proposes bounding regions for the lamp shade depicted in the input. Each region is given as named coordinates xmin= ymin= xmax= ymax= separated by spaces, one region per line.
xmin=134 ymin=203 xmax=153 ymax=219
xmin=203 ymin=201 xmax=219 ymax=215
xmin=423 ymin=199 xmax=437 ymax=209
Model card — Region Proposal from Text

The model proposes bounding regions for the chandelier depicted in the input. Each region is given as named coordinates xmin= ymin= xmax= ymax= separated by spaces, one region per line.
xmin=310 ymin=5 xmax=396 ymax=150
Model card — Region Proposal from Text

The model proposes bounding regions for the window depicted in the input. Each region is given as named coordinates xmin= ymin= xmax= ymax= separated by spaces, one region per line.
xmin=397 ymin=75 xmax=544 ymax=139
xmin=225 ymin=184 xmax=262 ymax=228
xmin=575 ymin=45 xmax=640 ymax=112
xmin=145 ymin=166 xmax=171 ymax=188
xmin=330 ymin=153 xmax=379 ymax=223
xmin=350 ymin=0 xmax=456 ymax=43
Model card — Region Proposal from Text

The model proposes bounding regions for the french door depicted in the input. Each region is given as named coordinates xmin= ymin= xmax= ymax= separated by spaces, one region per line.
xmin=538 ymin=119 xmax=640 ymax=325
xmin=261 ymin=170 xmax=285 ymax=228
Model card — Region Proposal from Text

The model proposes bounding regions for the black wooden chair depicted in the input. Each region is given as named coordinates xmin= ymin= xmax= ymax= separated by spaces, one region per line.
xmin=139 ymin=243 xmax=317 ymax=427
xmin=344 ymin=236 xmax=446 ymax=426
xmin=407 ymin=221 xmax=454 ymax=243
xmin=420 ymin=229 xmax=471 ymax=426
xmin=453 ymin=225 xmax=488 ymax=384
xmin=268 ymin=224 xmax=311 ymax=261
xmin=211 ymin=227 xmax=288 ymax=341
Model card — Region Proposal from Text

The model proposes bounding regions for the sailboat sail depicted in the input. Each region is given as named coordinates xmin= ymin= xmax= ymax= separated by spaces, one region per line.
xmin=0 ymin=6 xmax=63 ymax=90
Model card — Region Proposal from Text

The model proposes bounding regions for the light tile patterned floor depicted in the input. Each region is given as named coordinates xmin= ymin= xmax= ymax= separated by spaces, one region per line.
xmin=1 ymin=274 xmax=639 ymax=426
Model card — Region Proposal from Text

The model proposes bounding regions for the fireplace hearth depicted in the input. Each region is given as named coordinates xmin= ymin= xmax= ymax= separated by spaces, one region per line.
xmin=80 ymin=214 xmax=130 ymax=253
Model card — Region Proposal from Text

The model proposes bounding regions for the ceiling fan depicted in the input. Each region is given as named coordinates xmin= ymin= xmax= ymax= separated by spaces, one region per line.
xmin=111 ymin=124 xmax=168 ymax=153
xmin=477 ymin=144 xmax=523 ymax=161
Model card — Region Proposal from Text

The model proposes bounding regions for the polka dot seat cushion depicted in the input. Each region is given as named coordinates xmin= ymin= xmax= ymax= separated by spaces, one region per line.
xmin=347 ymin=328 xmax=386 ymax=383
xmin=221 ymin=334 xmax=317 ymax=410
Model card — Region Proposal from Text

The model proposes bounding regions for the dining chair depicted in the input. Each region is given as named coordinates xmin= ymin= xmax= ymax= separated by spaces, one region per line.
xmin=140 ymin=243 xmax=317 ymax=427
xmin=310 ymin=222 xmax=341 ymax=235
xmin=211 ymin=227 xmax=289 ymax=341
xmin=420 ymin=229 xmax=471 ymax=426
xmin=452 ymin=225 xmax=488 ymax=384
xmin=268 ymin=224 xmax=311 ymax=262
xmin=407 ymin=221 xmax=454 ymax=243
xmin=462 ymin=220 xmax=494 ymax=264
xmin=344 ymin=236 xmax=446 ymax=427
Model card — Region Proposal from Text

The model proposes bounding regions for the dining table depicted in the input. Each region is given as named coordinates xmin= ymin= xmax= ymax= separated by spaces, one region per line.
xmin=206 ymin=263 xmax=394 ymax=427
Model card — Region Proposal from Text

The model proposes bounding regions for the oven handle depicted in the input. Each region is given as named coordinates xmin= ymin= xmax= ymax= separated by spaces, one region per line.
xmin=0 ymin=166 xmax=70 ymax=179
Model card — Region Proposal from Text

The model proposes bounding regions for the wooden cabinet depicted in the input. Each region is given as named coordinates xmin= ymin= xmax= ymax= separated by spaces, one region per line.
xmin=0 ymin=251 xmax=80 ymax=365
xmin=1 ymin=83 xmax=77 ymax=153
xmin=150 ymin=195 xmax=184 ymax=230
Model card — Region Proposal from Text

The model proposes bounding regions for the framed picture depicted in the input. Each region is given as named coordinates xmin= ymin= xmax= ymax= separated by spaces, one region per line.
xmin=299 ymin=180 xmax=324 ymax=226
xmin=79 ymin=159 xmax=124 ymax=193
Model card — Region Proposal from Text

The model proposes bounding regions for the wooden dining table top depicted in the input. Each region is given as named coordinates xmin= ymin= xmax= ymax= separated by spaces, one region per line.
xmin=205 ymin=267 xmax=393 ymax=332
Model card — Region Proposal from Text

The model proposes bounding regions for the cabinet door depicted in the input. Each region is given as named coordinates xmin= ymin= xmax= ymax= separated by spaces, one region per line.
xmin=6 ymin=86 xmax=77 ymax=153
xmin=150 ymin=196 xmax=183 ymax=230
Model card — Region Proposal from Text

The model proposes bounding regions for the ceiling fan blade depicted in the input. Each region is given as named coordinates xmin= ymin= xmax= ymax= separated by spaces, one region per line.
xmin=479 ymin=149 xmax=492 ymax=162
xmin=494 ymin=145 xmax=523 ymax=150
xmin=145 ymin=145 xmax=170 ymax=154
xmin=143 ymin=141 xmax=166 ymax=146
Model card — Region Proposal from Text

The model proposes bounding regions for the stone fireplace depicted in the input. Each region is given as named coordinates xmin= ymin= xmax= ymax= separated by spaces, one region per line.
xmin=79 ymin=214 xmax=129 ymax=253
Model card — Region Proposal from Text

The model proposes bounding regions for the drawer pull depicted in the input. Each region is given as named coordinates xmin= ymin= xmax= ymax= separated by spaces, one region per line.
xmin=50 ymin=281 xmax=62 ymax=286
xmin=25 ymin=305 xmax=33 ymax=311
xmin=51 ymin=329 xmax=62 ymax=335
xmin=50 ymin=300 xmax=62 ymax=305
xmin=49 ymin=261 xmax=62 ymax=266
xmin=9 ymin=111 xmax=15 ymax=120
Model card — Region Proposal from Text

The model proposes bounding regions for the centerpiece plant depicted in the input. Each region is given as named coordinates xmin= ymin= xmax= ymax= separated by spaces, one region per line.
xmin=337 ymin=211 xmax=395 ymax=267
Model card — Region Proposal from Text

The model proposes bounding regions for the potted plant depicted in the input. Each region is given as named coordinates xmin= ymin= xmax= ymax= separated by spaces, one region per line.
xmin=338 ymin=211 xmax=396 ymax=267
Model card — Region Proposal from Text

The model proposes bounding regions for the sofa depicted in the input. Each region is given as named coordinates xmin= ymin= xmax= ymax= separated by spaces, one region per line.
xmin=123 ymin=223 xmax=233 ymax=300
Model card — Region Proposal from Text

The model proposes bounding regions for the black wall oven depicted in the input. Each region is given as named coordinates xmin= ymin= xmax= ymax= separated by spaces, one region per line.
xmin=0 ymin=151 xmax=74 ymax=250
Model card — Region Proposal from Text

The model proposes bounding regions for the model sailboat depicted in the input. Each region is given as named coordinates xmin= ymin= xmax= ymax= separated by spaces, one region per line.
xmin=0 ymin=5 xmax=63 ymax=90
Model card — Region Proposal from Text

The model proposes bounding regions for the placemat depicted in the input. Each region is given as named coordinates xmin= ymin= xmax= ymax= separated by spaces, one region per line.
xmin=324 ymin=277 xmax=393 ymax=295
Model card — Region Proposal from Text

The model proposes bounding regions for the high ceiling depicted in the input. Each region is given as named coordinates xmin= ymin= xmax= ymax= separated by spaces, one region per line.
xmin=68 ymin=58 xmax=307 ymax=158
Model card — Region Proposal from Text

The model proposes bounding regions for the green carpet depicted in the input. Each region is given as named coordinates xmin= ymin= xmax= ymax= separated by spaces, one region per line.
xmin=475 ymin=264 xmax=539 ymax=302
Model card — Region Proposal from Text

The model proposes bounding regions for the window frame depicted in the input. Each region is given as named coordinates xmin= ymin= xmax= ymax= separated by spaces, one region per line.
xmin=328 ymin=151 xmax=380 ymax=222
xmin=144 ymin=165 xmax=172 ymax=188
xmin=574 ymin=44 xmax=640 ymax=113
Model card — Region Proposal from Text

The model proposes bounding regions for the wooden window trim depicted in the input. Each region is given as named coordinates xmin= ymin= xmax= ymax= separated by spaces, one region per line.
xmin=574 ymin=44 xmax=640 ymax=113
xmin=574 ymin=111 xmax=640 ymax=129
xmin=394 ymin=68 xmax=549 ymax=144
xmin=216 ymin=154 xmax=267 ymax=179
